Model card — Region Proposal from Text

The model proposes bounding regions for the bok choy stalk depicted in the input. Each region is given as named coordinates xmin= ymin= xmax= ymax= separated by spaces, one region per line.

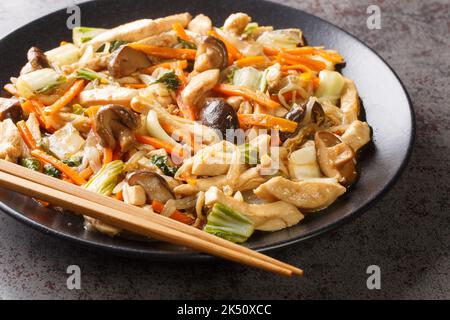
xmin=16 ymin=68 xmax=65 ymax=98
xmin=45 ymin=43 xmax=80 ymax=67
xmin=84 ymin=160 xmax=124 ymax=196
xmin=203 ymin=203 xmax=255 ymax=243
xmin=76 ymin=68 xmax=109 ymax=84
xmin=232 ymin=67 xmax=263 ymax=91
xmin=256 ymin=29 xmax=303 ymax=50
xmin=73 ymin=27 xmax=108 ymax=46
xmin=238 ymin=143 xmax=260 ymax=167
xmin=315 ymin=70 xmax=346 ymax=105
xmin=243 ymin=22 xmax=259 ymax=36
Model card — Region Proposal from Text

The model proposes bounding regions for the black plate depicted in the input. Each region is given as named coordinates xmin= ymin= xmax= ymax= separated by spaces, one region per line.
xmin=0 ymin=0 xmax=414 ymax=259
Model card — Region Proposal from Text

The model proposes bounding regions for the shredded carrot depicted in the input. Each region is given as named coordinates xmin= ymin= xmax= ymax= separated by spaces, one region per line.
xmin=21 ymin=102 xmax=43 ymax=128
xmin=263 ymin=47 xmax=280 ymax=56
xmin=124 ymin=83 xmax=147 ymax=89
xmin=49 ymin=79 xmax=86 ymax=115
xmin=174 ymin=60 xmax=188 ymax=86
xmin=128 ymin=44 xmax=196 ymax=60
xmin=30 ymin=149 xmax=87 ymax=186
xmin=208 ymin=30 xmax=243 ymax=63
xmin=270 ymin=91 xmax=294 ymax=104
xmin=151 ymin=199 xmax=165 ymax=213
xmin=112 ymin=147 xmax=122 ymax=161
xmin=17 ymin=120 xmax=38 ymax=150
xmin=285 ymin=46 xmax=344 ymax=64
xmin=213 ymin=83 xmax=281 ymax=109
xmin=315 ymin=50 xmax=344 ymax=64
xmin=160 ymin=120 xmax=200 ymax=152
xmin=141 ymin=60 xmax=188 ymax=75
xmin=170 ymin=210 xmax=195 ymax=225
xmin=238 ymin=114 xmax=298 ymax=133
xmin=278 ymin=52 xmax=327 ymax=71
xmin=20 ymin=100 xmax=35 ymax=115
xmin=25 ymin=100 xmax=55 ymax=133
xmin=299 ymin=72 xmax=320 ymax=89
xmin=135 ymin=135 xmax=185 ymax=158
xmin=86 ymin=105 xmax=100 ymax=130
xmin=36 ymin=199 xmax=50 ymax=207
xmin=79 ymin=167 xmax=93 ymax=180
xmin=235 ymin=56 xmax=268 ymax=68
xmin=284 ymin=47 xmax=315 ymax=55
xmin=281 ymin=63 xmax=313 ymax=73
xmin=103 ymin=148 xmax=113 ymax=164
xmin=116 ymin=190 xmax=124 ymax=201
xmin=172 ymin=22 xmax=190 ymax=41
xmin=3 ymin=84 xmax=19 ymax=97
xmin=176 ymin=91 xmax=196 ymax=121
xmin=151 ymin=200 xmax=195 ymax=225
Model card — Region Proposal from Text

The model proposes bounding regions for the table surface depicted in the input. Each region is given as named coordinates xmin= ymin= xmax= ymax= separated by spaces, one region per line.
xmin=0 ymin=0 xmax=448 ymax=300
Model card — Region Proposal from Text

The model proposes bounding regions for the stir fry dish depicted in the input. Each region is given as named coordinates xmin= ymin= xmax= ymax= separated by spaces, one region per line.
xmin=0 ymin=12 xmax=371 ymax=243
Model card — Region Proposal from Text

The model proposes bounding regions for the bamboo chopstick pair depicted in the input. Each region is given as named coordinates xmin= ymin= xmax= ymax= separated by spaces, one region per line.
xmin=0 ymin=159 xmax=303 ymax=276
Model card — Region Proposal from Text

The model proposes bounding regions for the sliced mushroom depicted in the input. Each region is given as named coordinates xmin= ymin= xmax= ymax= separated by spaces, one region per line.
xmin=311 ymin=100 xmax=325 ymax=126
xmin=199 ymin=99 xmax=239 ymax=139
xmin=279 ymin=104 xmax=306 ymax=142
xmin=108 ymin=46 xmax=151 ymax=78
xmin=0 ymin=98 xmax=23 ymax=123
xmin=315 ymin=131 xmax=357 ymax=186
xmin=20 ymin=47 xmax=50 ymax=75
xmin=95 ymin=105 xmax=140 ymax=152
xmin=194 ymin=36 xmax=228 ymax=72
xmin=127 ymin=171 xmax=175 ymax=203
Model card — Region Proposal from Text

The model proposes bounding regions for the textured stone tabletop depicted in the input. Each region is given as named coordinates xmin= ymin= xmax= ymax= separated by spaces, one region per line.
xmin=0 ymin=0 xmax=448 ymax=299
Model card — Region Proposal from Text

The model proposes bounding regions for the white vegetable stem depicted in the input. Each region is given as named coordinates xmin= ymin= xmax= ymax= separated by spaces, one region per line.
xmin=145 ymin=110 xmax=180 ymax=147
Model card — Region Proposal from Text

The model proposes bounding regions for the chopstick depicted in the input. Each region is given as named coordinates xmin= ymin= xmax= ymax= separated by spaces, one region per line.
xmin=0 ymin=160 xmax=303 ymax=276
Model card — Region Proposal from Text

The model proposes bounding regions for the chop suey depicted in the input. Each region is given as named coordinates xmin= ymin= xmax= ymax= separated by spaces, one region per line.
xmin=0 ymin=12 xmax=371 ymax=243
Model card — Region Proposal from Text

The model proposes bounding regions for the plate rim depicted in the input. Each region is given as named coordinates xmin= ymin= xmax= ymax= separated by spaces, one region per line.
xmin=0 ymin=0 xmax=415 ymax=260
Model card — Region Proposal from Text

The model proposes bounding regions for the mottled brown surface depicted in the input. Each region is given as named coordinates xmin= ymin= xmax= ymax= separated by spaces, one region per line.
xmin=0 ymin=0 xmax=448 ymax=299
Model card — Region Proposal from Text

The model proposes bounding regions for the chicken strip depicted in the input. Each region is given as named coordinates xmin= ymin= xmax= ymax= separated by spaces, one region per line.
xmin=82 ymin=13 xmax=192 ymax=51
xmin=0 ymin=119 xmax=24 ymax=163
xmin=174 ymin=167 xmax=265 ymax=196
xmin=205 ymin=186 xmax=304 ymax=231
xmin=79 ymin=86 xmax=139 ymax=107
xmin=255 ymin=177 xmax=346 ymax=211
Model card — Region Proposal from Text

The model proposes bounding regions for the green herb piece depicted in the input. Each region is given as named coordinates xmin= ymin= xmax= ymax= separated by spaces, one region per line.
xmin=178 ymin=37 xmax=197 ymax=49
xmin=62 ymin=156 xmax=83 ymax=167
xmin=20 ymin=157 xmax=41 ymax=171
xmin=71 ymin=104 xmax=85 ymax=115
xmin=43 ymin=164 xmax=62 ymax=178
xmin=153 ymin=71 xmax=181 ymax=91
xmin=109 ymin=40 xmax=127 ymax=52
xmin=151 ymin=155 xmax=178 ymax=177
